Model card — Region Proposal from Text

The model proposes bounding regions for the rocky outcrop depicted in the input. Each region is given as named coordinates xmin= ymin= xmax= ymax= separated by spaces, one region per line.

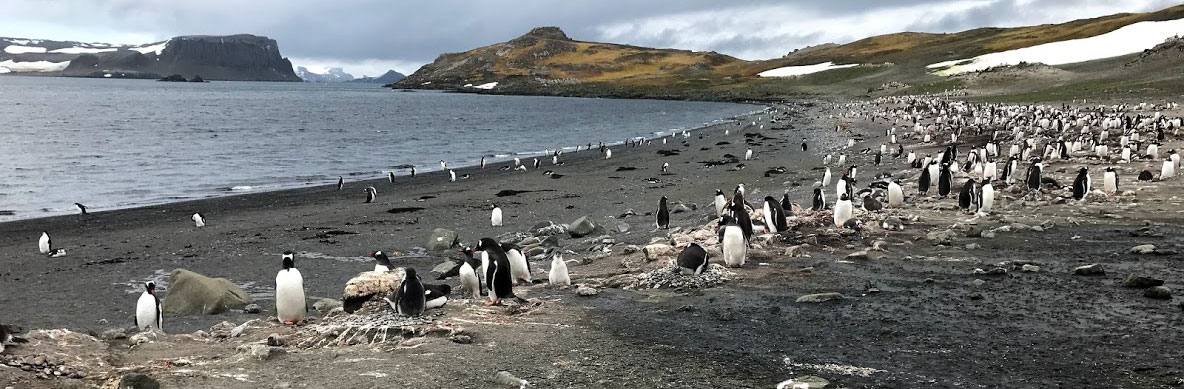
xmin=162 ymin=269 xmax=252 ymax=315
xmin=296 ymin=66 xmax=354 ymax=82
xmin=347 ymin=70 xmax=406 ymax=84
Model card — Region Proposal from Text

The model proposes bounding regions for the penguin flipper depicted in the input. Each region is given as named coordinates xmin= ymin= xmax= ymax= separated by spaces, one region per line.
xmin=438 ymin=263 xmax=462 ymax=280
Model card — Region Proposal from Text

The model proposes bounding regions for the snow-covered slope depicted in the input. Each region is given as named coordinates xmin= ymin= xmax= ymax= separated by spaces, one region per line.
xmin=757 ymin=62 xmax=859 ymax=78
xmin=295 ymin=66 xmax=355 ymax=82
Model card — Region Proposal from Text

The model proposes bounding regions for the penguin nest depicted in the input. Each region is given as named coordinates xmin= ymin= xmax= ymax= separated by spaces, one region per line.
xmin=636 ymin=264 xmax=736 ymax=289
xmin=294 ymin=308 xmax=460 ymax=349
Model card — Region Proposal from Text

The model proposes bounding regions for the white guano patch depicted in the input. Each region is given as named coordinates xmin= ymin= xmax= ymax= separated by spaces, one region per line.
xmin=757 ymin=62 xmax=858 ymax=77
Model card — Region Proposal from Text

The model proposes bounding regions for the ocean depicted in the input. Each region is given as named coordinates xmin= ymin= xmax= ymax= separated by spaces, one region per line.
xmin=0 ymin=76 xmax=758 ymax=221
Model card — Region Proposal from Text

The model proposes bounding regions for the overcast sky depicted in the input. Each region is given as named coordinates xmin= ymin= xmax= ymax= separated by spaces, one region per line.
xmin=2 ymin=0 xmax=1178 ymax=76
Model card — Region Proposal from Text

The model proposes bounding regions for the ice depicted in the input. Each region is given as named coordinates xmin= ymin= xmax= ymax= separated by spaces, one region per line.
xmin=472 ymin=82 xmax=498 ymax=90
xmin=0 ymin=59 xmax=70 ymax=73
xmin=50 ymin=47 xmax=117 ymax=54
xmin=3 ymin=45 xmax=47 ymax=54
xmin=757 ymin=62 xmax=859 ymax=77
xmin=131 ymin=40 xmax=170 ymax=55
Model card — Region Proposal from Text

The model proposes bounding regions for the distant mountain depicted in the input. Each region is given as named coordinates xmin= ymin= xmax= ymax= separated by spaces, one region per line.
xmin=295 ymin=66 xmax=355 ymax=82
xmin=0 ymin=34 xmax=300 ymax=81
xmin=347 ymin=70 xmax=406 ymax=84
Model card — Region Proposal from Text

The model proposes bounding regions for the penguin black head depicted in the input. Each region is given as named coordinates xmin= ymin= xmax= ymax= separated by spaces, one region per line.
xmin=1105 ymin=166 xmax=1116 ymax=173
xmin=660 ymin=196 xmax=668 ymax=204
xmin=436 ymin=284 xmax=452 ymax=295
xmin=144 ymin=282 xmax=156 ymax=295
xmin=405 ymin=267 xmax=419 ymax=281
xmin=1078 ymin=167 xmax=1088 ymax=174
xmin=475 ymin=238 xmax=500 ymax=252
xmin=282 ymin=251 xmax=295 ymax=270
xmin=370 ymin=251 xmax=393 ymax=267
xmin=716 ymin=214 xmax=738 ymax=228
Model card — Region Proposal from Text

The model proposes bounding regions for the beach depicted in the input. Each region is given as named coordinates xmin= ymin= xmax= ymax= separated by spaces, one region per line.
xmin=1 ymin=98 xmax=1183 ymax=388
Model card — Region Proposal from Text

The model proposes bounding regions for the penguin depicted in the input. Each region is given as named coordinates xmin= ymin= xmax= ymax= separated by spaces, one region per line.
xmin=728 ymin=200 xmax=754 ymax=243
xmin=533 ymin=158 xmax=540 ymax=170
xmin=862 ymin=193 xmax=883 ymax=212
xmin=38 ymin=232 xmax=50 ymax=254
xmin=74 ymin=203 xmax=87 ymax=215
xmin=475 ymin=238 xmax=523 ymax=305
xmin=714 ymin=189 xmax=728 ymax=216
xmin=439 ymin=160 xmax=448 ymax=170
xmin=887 ymin=180 xmax=904 ymax=207
xmin=938 ymin=163 xmax=953 ymax=198
xmin=337 ymin=176 xmax=344 ymax=191
xmin=388 ymin=172 xmax=396 ymax=183
xmin=549 ymin=253 xmax=571 ymax=286
xmin=410 ymin=166 xmax=416 ymax=177
xmin=1026 ymin=159 xmax=1044 ymax=192
xmin=927 ymin=161 xmax=941 ymax=192
xmin=369 ymin=251 xmax=393 ymax=272
xmin=135 ymin=281 xmax=163 ymax=332
xmin=801 ymin=140 xmax=808 ymax=152
xmin=1071 ymin=167 xmax=1090 ymax=201
xmin=734 ymin=183 xmax=746 ymax=198
xmin=1139 ymin=170 xmax=1154 ymax=181
xmin=275 ymin=252 xmax=306 ymax=324
xmin=1002 ymin=156 xmax=1019 ymax=185
xmin=502 ymin=243 xmax=532 ymax=285
xmin=364 ymin=186 xmax=377 ymax=203
xmin=1103 ymin=167 xmax=1118 ymax=195
xmin=456 ymin=248 xmax=482 ymax=298
xmin=745 ymin=149 xmax=753 ymax=161
xmin=718 ymin=215 xmax=746 ymax=268
xmin=676 ymin=243 xmax=709 ymax=275
xmin=387 ymin=268 xmax=426 ymax=316
xmin=812 ymin=187 xmax=826 ymax=212
xmin=838 ymin=154 xmax=847 ymax=165
xmin=514 ymin=157 xmax=521 ymax=167
xmin=449 ymin=169 xmax=457 ymax=182
xmin=978 ymin=178 xmax=995 ymax=215
xmin=656 ymin=196 xmax=670 ymax=229
xmin=918 ymin=165 xmax=932 ymax=195
xmin=491 ymin=205 xmax=503 ymax=226
xmin=762 ymin=196 xmax=788 ymax=233
xmin=605 ymin=149 xmax=612 ymax=160
xmin=662 ymin=162 xmax=669 ymax=173
xmin=822 ymin=168 xmax=832 ymax=187
xmin=959 ymin=178 xmax=978 ymax=213
xmin=824 ymin=154 xmax=832 ymax=165
xmin=833 ymin=193 xmax=853 ymax=227
xmin=1163 ymin=158 xmax=1176 ymax=179
xmin=480 ymin=156 xmax=486 ymax=169
xmin=780 ymin=193 xmax=793 ymax=214
xmin=192 ymin=213 xmax=205 ymax=228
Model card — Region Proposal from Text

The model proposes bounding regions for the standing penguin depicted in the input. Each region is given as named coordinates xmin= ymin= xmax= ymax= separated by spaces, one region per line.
xmin=364 ymin=186 xmax=377 ymax=203
xmin=918 ymin=165 xmax=932 ymax=195
xmin=502 ymin=243 xmax=532 ymax=285
xmin=549 ymin=253 xmax=570 ymax=286
xmin=718 ymin=215 xmax=747 ymax=268
xmin=192 ymin=213 xmax=205 ymax=228
xmin=605 ymin=149 xmax=612 ymax=160
xmin=661 ymin=162 xmax=669 ymax=173
xmin=38 ymin=232 xmax=50 ymax=254
xmin=480 ymin=156 xmax=486 ymax=169
xmin=337 ymin=176 xmax=344 ymax=191
xmin=386 ymin=268 xmax=426 ymax=316
xmin=275 ymin=252 xmax=306 ymax=325
xmin=135 ymin=281 xmax=163 ymax=332
xmin=780 ymin=193 xmax=793 ymax=214
xmin=533 ymin=158 xmax=540 ymax=170
xmin=745 ymin=149 xmax=753 ymax=161
xmin=74 ymin=203 xmax=87 ymax=215
xmin=833 ymin=193 xmax=853 ymax=227
xmin=491 ymin=205 xmax=503 ymax=226
xmin=801 ymin=139 xmax=808 ymax=152
xmin=762 ymin=196 xmax=788 ymax=233
xmin=938 ymin=163 xmax=953 ymax=198
xmin=457 ymin=248 xmax=482 ymax=299
xmin=677 ymin=243 xmax=709 ymax=275
xmin=476 ymin=238 xmax=522 ymax=305
xmin=728 ymin=200 xmax=754 ymax=243
xmin=713 ymin=189 xmax=728 ymax=216
xmin=1103 ymin=167 xmax=1119 ymax=195
xmin=958 ymin=178 xmax=978 ymax=213
xmin=1071 ymin=167 xmax=1090 ymax=200
xmin=1162 ymin=158 xmax=1176 ymax=179
xmin=812 ymin=187 xmax=826 ymax=211
xmin=887 ymin=180 xmax=904 ymax=207
xmin=978 ymin=178 xmax=995 ymax=214
xmin=449 ymin=169 xmax=457 ymax=182
xmin=410 ymin=166 xmax=416 ymax=177
xmin=388 ymin=172 xmax=396 ymax=184
xmin=1026 ymin=159 xmax=1044 ymax=192
xmin=822 ymin=168 xmax=832 ymax=187
xmin=369 ymin=250 xmax=393 ymax=272
xmin=656 ymin=196 xmax=670 ymax=229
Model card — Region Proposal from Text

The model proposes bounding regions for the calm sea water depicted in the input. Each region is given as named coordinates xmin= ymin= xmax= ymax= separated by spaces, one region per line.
xmin=0 ymin=76 xmax=757 ymax=220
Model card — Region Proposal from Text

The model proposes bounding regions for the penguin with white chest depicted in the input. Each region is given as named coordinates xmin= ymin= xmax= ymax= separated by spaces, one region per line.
xmin=978 ymin=179 xmax=995 ymax=215
xmin=762 ymin=196 xmax=788 ymax=233
xmin=135 ymin=281 xmax=163 ymax=332
xmin=713 ymin=189 xmax=728 ymax=216
xmin=677 ymin=243 xmax=709 ymax=275
xmin=938 ymin=163 xmax=953 ymax=198
xmin=887 ymin=180 xmax=904 ymax=207
xmin=491 ymin=205 xmax=503 ymax=226
xmin=38 ymin=232 xmax=50 ymax=254
xmin=959 ymin=178 xmax=979 ymax=213
xmin=386 ymin=268 xmax=426 ymax=316
xmin=812 ymin=188 xmax=826 ymax=212
xmin=833 ymin=193 xmax=853 ymax=227
xmin=192 ymin=213 xmax=205 ymax=228
xmin=476 ymin=238 xmax=525 ymax=305
xmin=717 ymin=215 xmax=746 ymax=268
xmin=275 ymin=252 xmax=306 ymax=324
xmin=423 ymin=284 xmax=451 ymax=310
xmin=502 ymin=243 xmax=533 ymax=285
xmin=1071 ymin=167 xmax=1090 ymax=201
xmin=369 ymin=251 xmax=394 ymax=272
xmin=549 ymin=253 xmax=571 ymax=286
xmin=656 ymin=196 xmax=670 ymax=229
xmin=1103 ymin=167 xmax=1119 ymax=195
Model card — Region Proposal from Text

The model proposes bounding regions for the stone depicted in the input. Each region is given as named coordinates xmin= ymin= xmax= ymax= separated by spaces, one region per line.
xmin=342 ymin=269 xmax=405 ymax=313
xmin=426 ymin=228 xmax=459 ymax=251
xmin=236 ymin=344 xmax=283 ymax=361
xmin=230 ymin=320 xmax=255 ymax=338
xmin=100 ymin=328 xmax=128 ymax=341
xmin=266 ymin=333 xmax=287 ymax=347
xmin=846 ymin=250 xmax=870 ymax=260
xmin=1073 ymin=264 xmax=1105 ymax=276
xmin=243 ymin=303 xmax=261 ymax=314
xmin=525 ymin=246 xmax=546 ymax=257
xmin=162 ymin=269 xmax=251 ymax=315
xmin=1123 ymin=275 xmax=1165 ymax=288
xmin=784 ymin=244 xmax=810 ymax=257
xmin=1144 ymin=286 xmax=1172 ymax=300
xmin=529 ymin=221 xmax=555 ymax=234
xmin=926 ymin=229 xmax=956 ymax=245
xmin=980 ymin=230 xmax=996 ymax=239
xmin=576 ymin=286 xmax=599 ymax=296
xmin=965 ymin=227 xmax=984 ymax=238
xmin=568 ymin=216 xmax=597 ymax=238
xmin=795 ymin=293 xmax=844 ymax=303
xmin=642 ymin=244 xmax=676 ymax=262
xmin=432 ymin=261 xmax=456 ymax=274
xmin=313 ymin=298 xmax=343 ymax=314
xmin=986 ymin=267 xmax=1007 ymax=276
xmin=965 ymin=243 xmax=982 ymax=250
xmin=972 ymin=279 xmax=986 ymax=287
xmin=671 ymin=204 xmax=693 ymax=214
xmin=616 ymin=222 xmax=631 ymax=233
xmin=209 ymin=321 xmax=236 ymax=339
xmin=777 ymin=375 xmax=830 ymax=389
xmin=119 ymin=373 xmax=160 ymax=389
xmin=450 ymin=334 xmax=473 ymax=344
xmin=622 ymin=245 xmax=641 ymax=254
xmin=519 ymin=237 xmax=541 ymax=246
xmin=1129 ymin=244 xmax=1157 ymax=255
xmin=1021 ymin=264 xmax=1040 ymax=272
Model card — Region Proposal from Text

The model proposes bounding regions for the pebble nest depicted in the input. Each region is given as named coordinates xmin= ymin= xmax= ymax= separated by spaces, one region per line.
xmin=295 ymin=302 xmax=449 ymax=348
xmin=636 ymin=264 xmax=735 ymax=289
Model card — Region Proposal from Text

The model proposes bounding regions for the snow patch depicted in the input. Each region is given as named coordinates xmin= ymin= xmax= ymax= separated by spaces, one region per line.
xmin=928 ymin=18 xmax=1184 ymax=76
xmin=6 ymin=39 xmax=30 ymax=45
xmin=4 ymin=45 xmax=47 ymax=54
xmin=0 ymin=59 xmax=71 ymax=73
xmin=758 ymin=62 xmax=858 ymax=77
xmin=471 ymin=82 xmax=498 ymax=90
xmin=131 ymin=40 xmax=170 ymax=56
xmin=50 ymin=47 xmax=118 ymax=54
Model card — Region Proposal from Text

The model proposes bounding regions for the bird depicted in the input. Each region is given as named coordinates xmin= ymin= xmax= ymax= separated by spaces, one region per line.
xmin=386 ymin=268 xmax=426 ymax=316
xmin=762 ymin=196 xmax=788 ymax=233
xmin=410 ymin=166 xmax=416 ymax=177
xmin=959 ymin=178 xmax=979 ymax=213
xmin=275 ymin=252 xmax=306 ymax=324
xmin=661 ymin=162 xmax=669 ymax=173
xmin=449 ymin=169 xmax=457 ymax=182
xmin=135 ymin=282 xmax=163 ymax=332
xmin=475 ymin=238 xmax=526 ymax=305
xmin=480 ymin=156 xmax=487 ymax=169
xmin=491 ymin=205 xmax=504 ymax=226
xmin=423 ymin=284 xmax=451 ymax=310
xmin=887 ymin=180 xmax=904 ymax=207
xmin=74 ymin=203 xmax=87 ymax=215
xmin=38 ymin=232 xmax=50 ymax=254
xmin=369 ymin=251 xmax=394 ymax=272
xmin=812 ymin=187 xmax=826 ymax=212
xmin=364 ymin=186 xmax=377 ymax=203
xmin=337 ymin=176 xmax=344 ymax=191
xmin=833 ymin=193 xmax=853 ymax=227
xmin=822 ymin=168 xmax=832 ymax=187
xmin=745 ymin=149 xmax=753 ymax=161
xmin=388 ymin=172 xmax=396 ymax=183
xmin=456 ymin=248 xmax=483 ymax=299
xmin=605 ymin=149 xmax=612 ymax=159
xmin=656 ymin=196 xmax=670 ymax=229
xmin=192 ymin=213 xmax=205 ymax=228
xmin=1103 ymin=167 xmax=1119 ymax=195
xmin=676 ymin=243 xmax=709 ymax=275
xmin=714 ymin=189 xmax=727 ymax=216
xmin=718 ymin=215 xmax=746 ymax=268
xmin=503 ymin=243 xmax=533 ymax=285
xmin=439 ymin=160 xmax=448 ymax=170
xmin=1071 ymin=167 xmax=1090 ymax=201
xmin=549 ymin=253 xmax=571 ymax=286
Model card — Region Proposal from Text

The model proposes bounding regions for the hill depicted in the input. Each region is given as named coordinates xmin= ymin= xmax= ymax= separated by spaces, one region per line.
xmin=347 ymin=70 xmax=406 ymax=84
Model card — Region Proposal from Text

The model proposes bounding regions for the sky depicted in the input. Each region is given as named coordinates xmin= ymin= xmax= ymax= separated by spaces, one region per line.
xmin=1 ymin=0 xmax=1178 ymax=77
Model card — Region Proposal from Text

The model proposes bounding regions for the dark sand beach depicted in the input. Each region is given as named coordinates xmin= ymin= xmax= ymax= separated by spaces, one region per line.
xmin=1 ymin=98 xmax=1183 ymax=388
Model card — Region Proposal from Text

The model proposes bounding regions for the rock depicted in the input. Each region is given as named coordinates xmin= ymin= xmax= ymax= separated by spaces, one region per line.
xmin=426 ymin=228 xmax=459 ymax=251
xmin=778 ymin=375 xmax=830 ymax=389
xmin=972 ymin=268 xmax=987 ymax=275
xmin=243 ymin=303 xmax=261 ymax=314
xmin=130 ymin=331 xmax=160 ymax=345
xmin=1021 ymin=264 xmax=1040 ymax=272
xmin=432 ymin=261 xmax=456 ymax=274
xmin=266 ymin=333 xmax=287 ymax=347
xmin=100 ymin=328 xmax=128 ymax=340
xmin=313 ymin=298 xmax=343 ymax=314
xmin=342 ymin=269 xmax=405 ymax=313
xmin=927 ymin=230 xmax=956 ymax=245
xmin=671 ymin=204 xmax=693 ymax=214
xmin=965 ymin=243 xmax=982 ymax=250
xmin=619 ymin=209 xmax=637 ymax=218
xmin=986 ymin=267 xmax=1007 ymax=276
xmin=1123 ymin=275 xmax=1165 ymax=288
xmin=784 ymin=244 xmax=810 ymax=257
xmin=846 ymin=250 xmax=870 ymax=260
xmin=230 ymin=320 xmax=255 ymax=338
xmin=1073 ymin=264 xmax=1105 ymax=276
xmin=209 ymin=321 xmax=236 ymax=338
xmin=622 ymin=245 xmax=641 ymax=254
xmin=965 ymin=227 xmax=984 ymax=238
xmin=568 ymin=216 xmax=597 ymax=238
xmin=616 ymin=222 xmax=631 ymax=233
xmin=540 ymin=235 xmax=560 ymax=247
xmin=529 ymin=221 xmax=555 ymax=233
xmin=493 ymin=371 xmax=530 ymax=388
xmin=119 ymin=373 xmax=161 ymax=389
xmin=450 ymin=334 xmax=473 ymax=344
xmin=642 ymin=244 xmax=676 ymax=262
xmin=236 ymin=344 xmax=283 ymax=361
xmin=972 ymin=279 xmax=986 ymax=287
xmin=576 ymin=286 xmax=600 ymax=296
xmin=602 ymin=274 xmax=639 ymax=288
xmin=1144 ymin=286 xmax=1172 ymax=300
xmin=1129 ymin=244 xmax=1157 ymax=255
xmin=162 ymin=269 xmax=252 ymax=315
xmin=519 ymin=237 xmax=541 ymax=246
xmin=980 ymin=230 xmax=996 ymax=239
xmin=525 ymin=246 xmax=546 ymax=257
xmin=795 ymin=293 xmax=844 ymax=303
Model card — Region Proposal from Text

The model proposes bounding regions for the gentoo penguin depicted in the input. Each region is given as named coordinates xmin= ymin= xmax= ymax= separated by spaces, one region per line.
xmin=745 ymin=149 xmax=753 ymax=161
xmin=822 ymin=168 xmax=832 ymax=187
xmin=677 ymin=243 xmax=709 ymax=275
xmin=938 ymin=163 xmax=953 ymax=198
xmin=734 ymin=183 xmax=746 ymax=198
xmin=887 ymin=180 xmax=904 ymax=207
xmin=475 ymin=238 xmax=523 ymax=305
xmin=74 ymin=203 xmax=87 ymax=215
xmin=480 ymin=156 xmax=486 ymax=169
xmin=410 ymin=166 xmax=416 ymax=177
xmin=780 ymin=193 xmax=793 ymax=213
xmin=135 ymin=281 xmax=163 ymax=332
xmin=728 ymin=199 xmax=754 ymax=243
xmin=918 ymin=165 xmax=932 ymax=194
xmin=1139 ymin=170 xmax=1154 ymax=181
xmin=1002 ymin=156 xmax=1019 ymax=185
xmin=656 ymin=196 xmax=670 ymax=229
xmin=762 ymin=196 xmax=788 ymax=233
xmin=388 ymin=172 xmax=396 ymax=183
xmin=978 ymin=179 xmax=995 ymax=214
xmin=838 ymin=154 xmax=847 ymax=165
xmin=491 ymin=205 xmax=503 ymax=226
xmin=1103 ymin=167 xmax=1118 ymax=195
xmin=364 ymin=186 xmax=377 ymax=203
xmin=549 ymin=253 xmax=571 ymax=286
xmin=862 ymin=193 xmax=883 ymax=212
xmin=833 ymin=193 xmax=853 ymax=227
xmin=387 ymin=268 xmax=426 ymax=316
xmin=275 ymin=252 xmax=306 ymax=324
xmin=1026 ymin=159 xmax=1044 ymax=192
xmin=420 ymin=284 xmax=450 ymax=310
xmin=439 ymin=160 xmax=448 ymax=170
xmin=714 ymin=189 xmax=728 ymax=216
xmin=718 ymin=215 xmax=746 ymax=268
xmin=812 ymin=187 xmax=826 ymax=211
xmin=370 ymin=251 xmax=393 ymax=272
xmin=502 ymin=243 xmax=532 ymax=285
xmin=959 ymin=179 xmax=978 ymax=213
xmin=337 ymin=176 xmax=344 ymax=191
xmin=449 ymin=169 xmax=456 ymax=182
xmin=662 ymin=162 xmax=669 ymax=173
xmin=927 ymin=161 xmax=941 ymax=192
xmin=533 ymin=158 xmax=540 ymax=170
xmin=514 ymin=157 xmax=521 ymax=167
xmin=38 ymin=232 xmax=50 ymax=254
xmin=1071 ymin=168 xmax=1090 ymax=201
xmin=605 ymin=149 xmax=612 ymax=160
xmin=824 ymin=154 xmax=832 ymax=165
xmin=801 ymin=139 xmax=808 ymax=152
xmin=1163 ymin=158 xmax=1176 ymax=179
xmin=456 ymin=248 xmax=482 ymax=298
xmin=192 ymin=213 xmax=205 ymax=228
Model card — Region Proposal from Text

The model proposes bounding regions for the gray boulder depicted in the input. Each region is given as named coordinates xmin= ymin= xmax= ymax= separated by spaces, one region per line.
xmin=1073 ymin=264 xmax=1105 ymax=276
xmin=1144 ymin=286 xmax=1172 ymax=300
xmin=568 ymin=216 xmax=597 ymax=238
xmin=796 ymin=293 xmax=845 ymax=303
xmin=1123 ymin=275 xmax=1164 ymax=288
xmin=426 ymin=228 xmax=459 ymax=251
xmin=162 ymin=269 xmax=252 ymax=315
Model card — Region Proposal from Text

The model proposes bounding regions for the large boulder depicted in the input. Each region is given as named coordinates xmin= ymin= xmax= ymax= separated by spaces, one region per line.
xmin=426 ymin=228 xmax=459 ymax=251
xmin=342 ymin=268 xmax=405 ymax=313
xmin=162 ymin=269 xmax=252 ymax=315
xmin=568 ymin=216 xmax=597 ymax=238
xmin=642 ymin=244 xmax=676 ymax=262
